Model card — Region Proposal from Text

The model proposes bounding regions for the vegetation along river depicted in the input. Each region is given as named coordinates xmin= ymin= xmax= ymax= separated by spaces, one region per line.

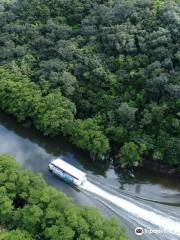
xmin=0 ymin=111 xmax=179 ymax=240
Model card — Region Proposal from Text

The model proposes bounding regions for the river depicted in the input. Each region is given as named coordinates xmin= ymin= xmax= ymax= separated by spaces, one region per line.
xmin=0 ymin=111 xmax=180 ymax=240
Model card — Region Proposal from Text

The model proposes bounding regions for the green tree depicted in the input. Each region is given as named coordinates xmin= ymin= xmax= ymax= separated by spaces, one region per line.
xmin=117 ymin=142 xmax=143 ymax=167
xmin=0 ymin=229 xmax=33 ymax=240
xmin=34 ymin=91 xmax=76 ymax=136
xmin=67 ymin=118 xmax=110 ymax=160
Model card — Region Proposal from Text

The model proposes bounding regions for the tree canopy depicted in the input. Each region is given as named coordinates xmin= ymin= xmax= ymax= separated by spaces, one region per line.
xmin=0 ymin=0 xmax=179 ymax=167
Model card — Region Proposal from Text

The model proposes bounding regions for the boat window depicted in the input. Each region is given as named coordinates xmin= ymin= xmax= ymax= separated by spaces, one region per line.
xmin=51 ymin=163 xmax=79 ymax=180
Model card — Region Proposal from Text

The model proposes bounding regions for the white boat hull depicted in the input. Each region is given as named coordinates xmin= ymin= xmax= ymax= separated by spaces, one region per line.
xmin=49 ymin=163 xmax=86 ymax=186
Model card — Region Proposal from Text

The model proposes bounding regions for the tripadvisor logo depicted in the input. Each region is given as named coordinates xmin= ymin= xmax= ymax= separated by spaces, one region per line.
xmin=135 ymin=227 xmax=144 ymax=236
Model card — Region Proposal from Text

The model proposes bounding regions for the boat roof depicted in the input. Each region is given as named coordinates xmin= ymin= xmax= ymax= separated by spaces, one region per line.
xmin=51 ymin=158 xmax=86 ymax=180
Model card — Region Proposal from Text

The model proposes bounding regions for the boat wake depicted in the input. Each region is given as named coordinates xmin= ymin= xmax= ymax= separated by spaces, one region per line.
xmin=81 ymin=180 xmax=180 ymax=238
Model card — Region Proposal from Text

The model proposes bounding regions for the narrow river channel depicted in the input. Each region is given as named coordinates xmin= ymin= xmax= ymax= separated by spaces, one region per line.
xmin=0 ymin=111 xmax=179 ymax=240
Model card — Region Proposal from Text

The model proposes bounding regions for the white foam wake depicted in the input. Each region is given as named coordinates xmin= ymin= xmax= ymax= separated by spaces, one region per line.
xmin=81 ymin=181 xmax=180 ymax=236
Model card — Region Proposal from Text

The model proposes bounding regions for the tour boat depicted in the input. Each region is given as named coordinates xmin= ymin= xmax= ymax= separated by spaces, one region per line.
xmin=49 ymin=158 xmax=87 ymax=186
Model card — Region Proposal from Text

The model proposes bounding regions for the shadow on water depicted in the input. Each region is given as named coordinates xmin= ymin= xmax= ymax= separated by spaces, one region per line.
xmin=0 ymin=111 xmax=109 ymax=175
xmin=115 ymin=167 xmax=180 ymax=191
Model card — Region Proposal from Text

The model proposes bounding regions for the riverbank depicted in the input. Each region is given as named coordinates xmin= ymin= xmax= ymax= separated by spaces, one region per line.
xmin=0 ymin=67 xmax=110 ymax=161
xmin=143 ymin=159 xmax=180 ymax=178
xmin=1 ymin=107 xmax=180 ymax=180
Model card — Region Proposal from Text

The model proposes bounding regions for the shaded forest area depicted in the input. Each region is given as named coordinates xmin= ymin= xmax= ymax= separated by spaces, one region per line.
xmin=0 ymin=0 xmax=179 ymax=168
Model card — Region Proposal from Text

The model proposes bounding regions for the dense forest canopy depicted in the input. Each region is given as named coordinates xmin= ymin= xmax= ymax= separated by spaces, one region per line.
xmin=0 ymin=0 xmax=179 ymax=167
xmin=0 ymin=155 xmax=126 ymax=239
